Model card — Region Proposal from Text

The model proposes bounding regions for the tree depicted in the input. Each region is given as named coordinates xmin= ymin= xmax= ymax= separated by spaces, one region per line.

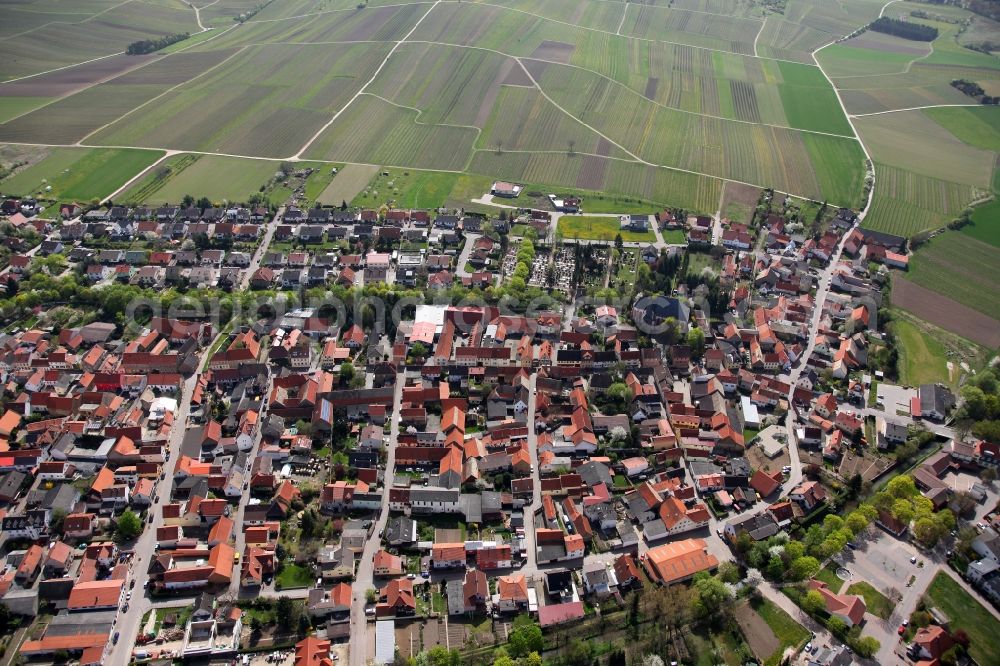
xmin=687 ymin=327 xmax=705 ymax=356
xmin=608 ymin=425 xmax=628 ymax=444
xmin=891 ymin=498 xmax=915 ymax=524
xmin=563 ymin=639 xmax=595 ymax=666
xmin=523 ymin=653 xmax=543 ymax=666
xmin=845 ymin=511 xmax=869 ymax=535
xmin=827 ymin=616 xmax=848 ymax=637
xmin=300 ymin=508 xmax=317 ymax=539
xmin=789 ymin=556 xmax=821 ymax=581
xmin=802 ymin=589 xmax=826 ymax=614
xmin=49 ymin=508 xmax=67 ymax=534
xmin=853 ymin=636 xmax=880 ymax=658
xmin=717 ymin=561 xmax=740 ymax=584
xmin=784 ymin=540 xmax=805 ymax=562
xmin=692 ymin=575 xmax=732 ymax=617
xmin=340 ymin=361 xmax=355 ymax=385
xmin=886 ymin=474 xmax=918 ymax=499
xmin=426 ymin=647 xmax=460 ymax=666
xmin=606 ymin=382 xmax=633 ymax=405
xmin=276 ymin=596 xmax=296 ymax=628
xmin=492 ymin=648 xmax=514 ymax=666
xmin=115 ymin=510 xmax=142 ymax=541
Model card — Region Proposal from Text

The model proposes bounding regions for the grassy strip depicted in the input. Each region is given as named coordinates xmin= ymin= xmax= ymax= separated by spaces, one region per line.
xmin=925 ymin=572 xmax=1000 ymax=666
xmin=846 ymin=581 xmax=892 ymax=619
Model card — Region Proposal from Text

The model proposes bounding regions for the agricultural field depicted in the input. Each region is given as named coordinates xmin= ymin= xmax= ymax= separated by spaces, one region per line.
xmin=90 ymin=43 xmax=394 ymax=158
xmin=0 ymin=0 xmax=201 ymax=81
xmin=824 ymin=3 xmax=1000 ymax=117
xmin=720 ymin=181 xmax=761 ymax=224
xmin=961 ymin=199 xmax=1000 ymax=247
xmin=892 ymin=278 xmax=1000 ymax=350
xmin=862 ymin=163 xmax=986 ymax=238
xmin=924 ymin=106 xmax=1000 ymax=153
xmin=0 ymin=50 xmax=240 ymax=145
xmin=117 ymin=153 xmax=285 ymax=204
xmin=5 ymin=0 xmax=989 ymax=215
xmin=856 ymin=112 xmax=995 ymax=189
xmin=619 ymin=3 xmax=761 ymax=55
xmin=903 ymin=232 xmax=1000 ymax=321
xmin=303 ymin=95 xmax=479 ymax=171
xmin=0 ymin=147 xmax=163 ymax=201
xmin=320 ymin=164 xmax=382 ymax=207
xmin=819 ymin=33 xmax=932 ymax=78
xmin=854 ymin=107 xmax=998 ymax=237
xmin=754 ymin=0 xmax=887 ymax=63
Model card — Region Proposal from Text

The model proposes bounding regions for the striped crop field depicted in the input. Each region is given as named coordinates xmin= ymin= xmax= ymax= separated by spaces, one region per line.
xmin=90 ymin=42 xmax=393 ymax=158
xmin=863 ymin=164 xmax=987 ymax=238
xmin=303 ymin=95 xmax=479 ymax=171
xmin=0 ymin=0 xmax=907 ymax=213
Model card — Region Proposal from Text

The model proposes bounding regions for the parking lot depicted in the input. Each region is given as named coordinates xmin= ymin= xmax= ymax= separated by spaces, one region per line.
xmin=874 ymin=383 xmax=917 ymax=417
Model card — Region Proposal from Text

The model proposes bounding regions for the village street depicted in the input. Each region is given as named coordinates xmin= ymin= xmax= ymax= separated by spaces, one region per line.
xmin=348 ymin=372 xmax=406 ymax=666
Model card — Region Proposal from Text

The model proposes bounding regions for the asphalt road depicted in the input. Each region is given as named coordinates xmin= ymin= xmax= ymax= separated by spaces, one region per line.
xmin=348 ymin=371 xmax=405 ymax=666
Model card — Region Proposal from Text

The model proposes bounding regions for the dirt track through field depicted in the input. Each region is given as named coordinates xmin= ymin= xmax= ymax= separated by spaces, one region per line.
xmin=893 ymin=277 xmax=1000 ymax=348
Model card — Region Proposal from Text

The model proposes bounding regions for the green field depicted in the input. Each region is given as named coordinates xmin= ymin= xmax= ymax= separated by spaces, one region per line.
xmin=924 ymin=107 xmax=1000 ymax=153
xmin=863 ymin=163 xmax=986 ymax=238
xmin=558 ymin=216 xmax=655 ymax=242
xmin=892 ymin=315 xmax=953 ymax=387
xmin=905 ymin=232 xmax=1000 ymax=319
xmin=845 ymin=581 xmax=892 ymax=619
xmin=0 ymin=147 xmax=163 ymax=201
xmin=351 ymin=168 xmax=460 ymax=209
xmin=813 ymin=565 xmax=844 ymax=592
xmin=119 ymin=153 xmax=283 ymax=204
xmin=925 ymin=571 xmax=1000 ymax=666
xmin=0 ymin=97 xmax=52 ymax=124
xmin=961 ymin=199 xmax=1000 ymax=247
xmin=777 ymin=61 xmax=854 ymax=136
xmin=275 ymin=563 xmax=313 ymax=590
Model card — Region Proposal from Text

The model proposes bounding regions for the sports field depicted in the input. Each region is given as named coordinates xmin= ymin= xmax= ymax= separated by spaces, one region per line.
xmin=558 ymin=216 xmax=656 ymax=242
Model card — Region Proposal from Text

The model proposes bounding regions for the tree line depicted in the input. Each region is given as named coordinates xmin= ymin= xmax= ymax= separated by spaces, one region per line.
xmin=126 ymin=33 xmax=190 ymax=55
xmin=868 ymin=16 xmax=939 ymax=41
